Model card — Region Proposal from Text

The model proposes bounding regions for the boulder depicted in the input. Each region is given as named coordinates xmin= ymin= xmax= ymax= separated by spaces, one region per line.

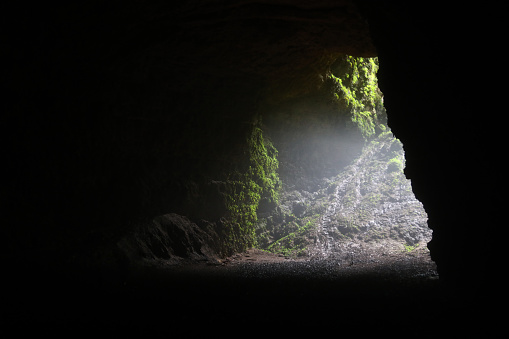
xmin=118 ymin=213 xmax=219 ymax=265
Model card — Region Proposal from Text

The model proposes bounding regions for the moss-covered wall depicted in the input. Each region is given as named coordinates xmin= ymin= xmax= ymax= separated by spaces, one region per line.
xmin=221 ymin=125 xmax=281 ymax=255
xmin=330 ymin=56 xmax=385 ymax=138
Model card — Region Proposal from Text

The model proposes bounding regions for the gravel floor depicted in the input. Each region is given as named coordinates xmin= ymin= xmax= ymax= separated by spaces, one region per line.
xmin=7 ymin=248 xmax=489 ymax=336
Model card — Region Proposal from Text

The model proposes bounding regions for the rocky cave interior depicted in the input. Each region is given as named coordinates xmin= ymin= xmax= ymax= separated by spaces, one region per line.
xmin=2 ymin=0 xmax=502 ymax=334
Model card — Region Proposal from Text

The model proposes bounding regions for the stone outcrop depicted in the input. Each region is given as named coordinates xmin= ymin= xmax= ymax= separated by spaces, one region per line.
xmin=117 ymin=214 xmax=220 ymax=265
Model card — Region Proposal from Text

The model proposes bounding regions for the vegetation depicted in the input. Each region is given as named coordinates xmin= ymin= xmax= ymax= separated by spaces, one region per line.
xmin=265 ymin=215 xmax=319 ymax=257
xmin=219 ymin=55 xmax=426 ymax=257
xmin=223 ymin=124 xmax=281 ymax=255
xmin=387 ymin=156 xmax=403 ymax=173
xmin=404 ymin=243 xmax=419 ymax=252
xmin=330 ymin=56 xmax=385 ymax=138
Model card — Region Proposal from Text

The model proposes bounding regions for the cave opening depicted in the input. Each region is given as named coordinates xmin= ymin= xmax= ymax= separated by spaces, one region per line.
xmin=107 ymin=56 xmax=440 ymax=330
xmin=247 ymin=55 xmax=436 ymax=278
xmin=115 ymin=55 xmax=437 ymax=282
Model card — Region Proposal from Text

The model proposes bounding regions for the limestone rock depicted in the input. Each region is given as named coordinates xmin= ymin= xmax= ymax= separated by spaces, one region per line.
xmin=118 ymin=213 xmax=219 ymax=265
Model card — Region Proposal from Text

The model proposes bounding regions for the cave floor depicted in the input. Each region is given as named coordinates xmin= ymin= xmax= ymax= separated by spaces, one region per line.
xmin=5 ymin=246 xmax=447 ymax=335
xmin=6 ymin=247 xmax=494 ymax=336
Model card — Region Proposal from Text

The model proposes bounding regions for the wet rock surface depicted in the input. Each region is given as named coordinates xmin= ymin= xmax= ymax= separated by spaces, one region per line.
xmin=256 ymin=131 xmax=430 ymax=259
xmin=117 ymin=213 xmax=220 ymax=265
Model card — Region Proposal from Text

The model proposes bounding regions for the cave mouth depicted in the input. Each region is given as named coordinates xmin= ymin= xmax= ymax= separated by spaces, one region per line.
xmin=236 ymin=54 xmax=437 ymax=278
xmin=252 ymin=127 xmax=435 ymax=271
xmin=118 ymin=56 xmax=437 ymax=285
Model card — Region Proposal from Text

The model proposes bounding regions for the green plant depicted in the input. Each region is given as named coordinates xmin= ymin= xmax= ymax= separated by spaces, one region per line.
xmin=222 ymin=124 xmax=281 ymax=255
xmin=404 ymin=244 xmax=419 ymax=252
xmin=330 ymin=56 xmax=384 ymax=138
xmin=266 ymin=216 xmax=318 ymax=257
xmin=387 ymin=156 xmax=403 ymax=173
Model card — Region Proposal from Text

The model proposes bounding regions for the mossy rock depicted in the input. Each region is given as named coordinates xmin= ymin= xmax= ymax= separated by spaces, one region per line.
xmin=387 ymin=157 xmax=403 ymax=173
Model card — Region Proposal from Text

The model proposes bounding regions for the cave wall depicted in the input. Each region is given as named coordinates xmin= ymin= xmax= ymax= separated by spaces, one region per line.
xmin=3 ymin=0 xmax=374 ymax=266
xmin=358 ymin=2 xmax=502 ymax=293
xmin=2 ymin=1 xmax=500 ymax=292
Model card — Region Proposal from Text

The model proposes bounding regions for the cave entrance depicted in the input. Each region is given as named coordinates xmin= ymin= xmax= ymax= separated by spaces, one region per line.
xmin=251 ymin=56 xmax=436 ymax=278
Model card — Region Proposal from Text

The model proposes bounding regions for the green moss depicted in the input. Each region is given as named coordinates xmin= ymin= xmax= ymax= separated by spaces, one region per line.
xmin=387 ymin=156 xmax=403 ymax=173
xmin=330 ymin=56 xmax=384 ymax=138
xmin=222 ymin=124 xmax=281 ymax=255
xmin=362 ymin=192 xmax=382 ymax=208
xmin=266 ymin=216 xmax=319 ymax=257
xmin=404 ymin=243 xmax=419 ymax=252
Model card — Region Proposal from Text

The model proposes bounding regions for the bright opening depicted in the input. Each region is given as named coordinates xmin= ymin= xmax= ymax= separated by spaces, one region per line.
xmin=248 ymin=55 xmax=436 ymax=278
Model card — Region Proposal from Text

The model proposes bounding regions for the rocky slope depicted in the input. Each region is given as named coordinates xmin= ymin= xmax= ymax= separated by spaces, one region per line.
xmin=256 ymin=130 xmax=430 ymax=259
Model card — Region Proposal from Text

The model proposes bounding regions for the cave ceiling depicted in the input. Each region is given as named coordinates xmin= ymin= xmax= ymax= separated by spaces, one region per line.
xmin=101 ymin=0 xmax=376 ymax=101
